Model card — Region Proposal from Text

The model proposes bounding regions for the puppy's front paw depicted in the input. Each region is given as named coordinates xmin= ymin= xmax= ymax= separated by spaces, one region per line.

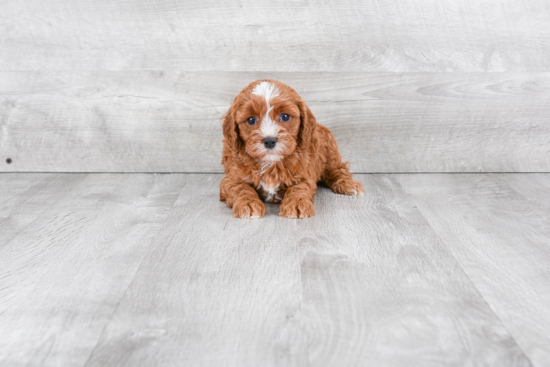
xmin=331 ymin=179 xmax=365 ymax=196
xmin=233 ymin=199 xmax=266 ymax=219
xmin=279 ymin=199 xmax=315 ymax=219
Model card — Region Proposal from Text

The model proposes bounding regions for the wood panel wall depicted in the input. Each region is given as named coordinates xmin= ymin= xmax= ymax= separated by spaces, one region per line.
xmin=1 ymin=0 xmax=549 ymax=172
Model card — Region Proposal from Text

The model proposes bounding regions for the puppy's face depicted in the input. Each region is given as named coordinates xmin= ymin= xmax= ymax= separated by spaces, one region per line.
xmin=223 ymin=80 xmax=315 ymax=163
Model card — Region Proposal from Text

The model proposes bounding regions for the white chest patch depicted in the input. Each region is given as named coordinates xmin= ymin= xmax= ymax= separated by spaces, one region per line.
xmin=259 ymin=181 xmax=282 ymax=203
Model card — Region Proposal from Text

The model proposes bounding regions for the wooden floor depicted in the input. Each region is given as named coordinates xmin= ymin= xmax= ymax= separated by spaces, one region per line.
xmin=1 ymin=173 xmax=549 ymax=367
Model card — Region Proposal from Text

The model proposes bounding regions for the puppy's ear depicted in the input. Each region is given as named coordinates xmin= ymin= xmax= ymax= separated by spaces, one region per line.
xmin=221 ymin=105 xmax=242 ymax=151
xmin=298 ymin=101 xmax=317 ymax=149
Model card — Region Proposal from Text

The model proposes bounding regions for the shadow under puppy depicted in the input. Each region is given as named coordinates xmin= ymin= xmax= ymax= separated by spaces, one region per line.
xmin=220 ymin=79 xmax=364 ymax=219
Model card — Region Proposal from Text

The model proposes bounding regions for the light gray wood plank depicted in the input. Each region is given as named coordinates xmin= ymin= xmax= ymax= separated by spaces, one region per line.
xmin=0 ymin=173 xmax=86 ymax=245
xmin=501 ymin=174 xmax=550 ymax=208
xmin=294 ymin=176 xmax=531 ymax=367
xmin=0 ymin=173 xmax=52 ymax=214
xmin=84 ymin=174 xmax=530 ymax=366
xmin=83 ymin=174 xmax=309 ymax=367
xmin=1 ymin=0 xmax=549 ymax=72
xmin=0 ymin=173 xmax=183 ymax=367
xmin=397 ymin=173 xmax=550 ymax=367
xmin=1 ymin=72 xmax=549 ymax=173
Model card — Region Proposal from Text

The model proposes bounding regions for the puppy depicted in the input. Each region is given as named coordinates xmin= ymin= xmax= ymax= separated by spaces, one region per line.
xmin=220 ymin=79 xmax=364 ymax=219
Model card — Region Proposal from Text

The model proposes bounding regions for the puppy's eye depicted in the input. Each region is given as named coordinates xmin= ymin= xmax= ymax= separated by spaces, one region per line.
xmin=280 ymin=113 xmax=290 ymax=122
xmin=247 ymin=117 xmax=256 ymax=125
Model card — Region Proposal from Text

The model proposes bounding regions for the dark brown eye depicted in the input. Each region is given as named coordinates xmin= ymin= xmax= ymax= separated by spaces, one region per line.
xmin=280 ymin=113 xmax=290 ymax=122
xmin=247 ymin=117 xmax=256 ymax=125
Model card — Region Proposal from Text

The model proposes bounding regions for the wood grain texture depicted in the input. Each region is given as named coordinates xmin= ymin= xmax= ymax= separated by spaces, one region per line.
xmin=0 ymin=173 xmax=86 ymax=245
xmin=82 ymin=174 xmax=309 ymax=367
xmin=1 ymin=72 xmax=549 ymax=173
xmin=289 ymin=175 xmax=531 ymax=367
xmin=74 ymin=174 xmax=531 ymax=366
xmin=1 ymin=0 xmax=549 ymax=72
xmin=397 ymin=173 xmax=550 ymax=367
xmin=0 ymin=173 xmax=183 ymax=367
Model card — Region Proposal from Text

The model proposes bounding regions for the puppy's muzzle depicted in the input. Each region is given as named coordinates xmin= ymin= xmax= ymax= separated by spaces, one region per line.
xmin=263 ymin=137 xmax=277 ymax=149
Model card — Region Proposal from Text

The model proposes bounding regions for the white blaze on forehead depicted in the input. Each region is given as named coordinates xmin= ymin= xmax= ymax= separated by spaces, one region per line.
xmin=252 ymin=81 xmax=281 ymax=138
xmin=252 ymin=81 xmax=280 ymax=103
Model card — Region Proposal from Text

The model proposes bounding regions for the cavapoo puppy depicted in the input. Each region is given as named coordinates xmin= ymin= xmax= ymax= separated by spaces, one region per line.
xmin=220 ymin=79 xmax=364 ymax=219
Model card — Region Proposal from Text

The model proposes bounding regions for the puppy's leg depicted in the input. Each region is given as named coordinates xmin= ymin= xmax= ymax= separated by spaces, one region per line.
xmin=220 ymin=176 xmax=266 ymax=219
xmin=323 ymin=161 xmax=365 ymax=196
xmin=321 ymin=133 xmax=364 ymax=196
xmin=279 ymin=179 xmax=317 ymax=219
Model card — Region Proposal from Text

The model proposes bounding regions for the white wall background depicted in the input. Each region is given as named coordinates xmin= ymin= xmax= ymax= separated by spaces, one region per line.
xmin=1 ymin=0 xmax=549 ymax=172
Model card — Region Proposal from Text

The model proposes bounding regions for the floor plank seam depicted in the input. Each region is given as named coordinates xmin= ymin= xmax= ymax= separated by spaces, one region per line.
xmin=398 ymin=180 xmax=536 ymax=366
xmin=81 ymin=181 xmax=188 ymax=367
xmin=81 ymin=278 xmax=134 ymax=367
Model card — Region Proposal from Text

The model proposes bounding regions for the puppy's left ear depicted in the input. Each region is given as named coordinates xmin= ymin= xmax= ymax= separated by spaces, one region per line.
xmin=297 ymin=101 xmax=317 ymax=149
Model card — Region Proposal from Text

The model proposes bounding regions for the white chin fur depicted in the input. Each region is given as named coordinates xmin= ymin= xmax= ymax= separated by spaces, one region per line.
xmin=263 ymin=154 xmax=282 ymax=162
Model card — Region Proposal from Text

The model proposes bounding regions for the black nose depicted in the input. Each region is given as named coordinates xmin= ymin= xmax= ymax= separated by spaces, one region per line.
xmin=263 ymin=137 xmax=277 ymax=149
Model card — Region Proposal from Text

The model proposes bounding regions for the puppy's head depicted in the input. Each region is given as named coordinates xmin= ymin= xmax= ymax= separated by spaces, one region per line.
xmin=222 ymin=80 xmax=316 ymax=162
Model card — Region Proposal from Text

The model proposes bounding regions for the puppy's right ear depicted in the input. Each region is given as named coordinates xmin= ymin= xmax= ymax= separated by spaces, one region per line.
xmin=221 ymin=105 xmax=242 ymax=151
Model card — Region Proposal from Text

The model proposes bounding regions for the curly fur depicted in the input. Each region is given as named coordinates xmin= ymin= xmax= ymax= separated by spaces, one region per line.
xmin=220 ymin=79 xmax=364 ymax=219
